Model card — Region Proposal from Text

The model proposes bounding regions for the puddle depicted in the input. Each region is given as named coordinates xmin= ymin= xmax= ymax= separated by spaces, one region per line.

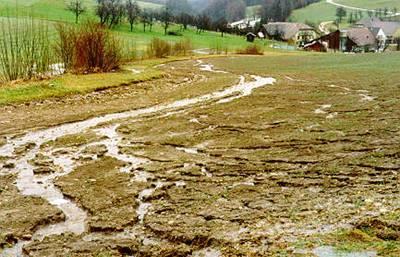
xmin=314 ymin=104 xmax=332 ymax=114
xmin=359 ymin=94 xmax=375 ymax=102
xmin=192 ymin=49 xmax=211 ymax=55
xmin=176 ymin=147 xmax=200 ymax=154
xmin=196 ymin=60 xmax=227 ymax=73
xmin=313 ymin=246 xmax=377 ymax=257
xmin=94 ymin=124 xmax=148 ymax=173
xmin=137 ymin=182 xmax=164 ymax=224
xmin=130 ymin=68 xmax=142 ymax=74
xmin=192 ymin=248 xmax=221 ymax=257
xmin=326 ymin=112 xmax=338 ymax=119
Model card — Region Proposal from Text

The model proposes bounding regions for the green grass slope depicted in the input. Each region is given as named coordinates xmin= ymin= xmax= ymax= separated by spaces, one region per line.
xmin=290 ymin=1 xmax=338 ymax=25
xmin=335 ymin=0 xmax=400 ymax=10
xmin=291 ymin=0 xmax=400 ymax=25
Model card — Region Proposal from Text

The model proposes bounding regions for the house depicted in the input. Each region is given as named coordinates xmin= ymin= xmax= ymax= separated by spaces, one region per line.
xmin=246 ymin=32 xmax=257 ymax=42
xmin=229 ymin=18 xmax=261 ymax=30
xmin=369 ymin=27 xmax=387 ymax=51
xmin=304 ymin=41 xmax=327 ymax=52
xmin=343 ymin=27 xmax=377 ymax=52
xmin=356 ymin=17 xmax=400 ymax=45
xmin=303 ymin=28 xmax=376 ymax=53
xmin=319 ymin=30 xmax=341 ymax=51
xmin=302 ymin=30 xmax=340 ymax=52
xmin=262 ymin=22 xmax=318 ymax=46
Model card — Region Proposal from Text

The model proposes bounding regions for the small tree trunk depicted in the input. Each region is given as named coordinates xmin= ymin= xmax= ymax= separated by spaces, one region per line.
xmin=75 ymin=13 xmax=79 ymax=24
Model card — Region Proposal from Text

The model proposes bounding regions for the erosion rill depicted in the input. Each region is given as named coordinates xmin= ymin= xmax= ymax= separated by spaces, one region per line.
xmin=0 ymin=61 xmax=276 ymax=256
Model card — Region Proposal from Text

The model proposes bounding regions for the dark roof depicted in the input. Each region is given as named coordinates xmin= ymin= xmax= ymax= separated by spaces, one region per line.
xmin=357 ymin=17 xmax=400 ymax=37
xmin=369 ymin=27 xmax=382 ymax=38
xmin=346 ymin=27 xmax=376 ymax=47
xmin=263 ymin=22 xmax=313 ymax=40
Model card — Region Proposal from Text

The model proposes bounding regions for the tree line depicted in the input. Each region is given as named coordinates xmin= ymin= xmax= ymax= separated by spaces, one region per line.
xmin=260 ymin=0 xmax=320 ymax=22
xmin=67 ymin=0 xmax=321 ymax=36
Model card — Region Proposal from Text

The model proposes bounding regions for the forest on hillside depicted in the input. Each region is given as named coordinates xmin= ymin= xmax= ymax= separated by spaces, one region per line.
xmin=143 ymin=0 xmax=320 ymax=22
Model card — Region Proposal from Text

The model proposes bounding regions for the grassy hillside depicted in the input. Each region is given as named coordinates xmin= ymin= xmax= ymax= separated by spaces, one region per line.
xmin=290 ymin=1 xmax=338 ymax=25
xmin=0 ymin=0 xmax=263 ymax=54
xmin=335 ymin=0 xmax=400 ymax=10
xmin=0 ymin=0 xmax=161 ymax=22
xmin=291 ymin=0 xmax=400 ymax=25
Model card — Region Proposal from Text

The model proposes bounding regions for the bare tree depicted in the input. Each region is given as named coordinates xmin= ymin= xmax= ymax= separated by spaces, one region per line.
xmin=196 ymin=14 xmax=211 ymax=34
xmin=141 ymin=9 xmax=155 ymax=32
xmin=67 ymin=0 xmax=86 ymax=24
xmin=96 ymin=0 xmax=125 ymax=28
xmin=176 ymin=12 xmax=193 ymax=31
xmin=215 ymin=18 xmax=228 ymax=37
xmin=96 ymin=0 xmax=111 ymax=25
xmin=126 ymin=0 xmax=141 ymax=32
xmin=160 ymin=6 xmax=172 ymax=35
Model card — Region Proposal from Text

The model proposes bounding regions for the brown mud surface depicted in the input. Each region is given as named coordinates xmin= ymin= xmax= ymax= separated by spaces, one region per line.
xmin=0 ymin=56 xmax=399 ymax=256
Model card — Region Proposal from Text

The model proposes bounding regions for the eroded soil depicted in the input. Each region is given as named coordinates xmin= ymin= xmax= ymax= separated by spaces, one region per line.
xmin=0 ymin=56 xmax=399 ymax=256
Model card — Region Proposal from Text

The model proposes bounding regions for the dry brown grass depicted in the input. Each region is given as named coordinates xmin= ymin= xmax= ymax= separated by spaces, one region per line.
xmin=146 ymin=38 xmax=192 ymax=58
xmin=236 ymin=44 xmax=264 ymax=55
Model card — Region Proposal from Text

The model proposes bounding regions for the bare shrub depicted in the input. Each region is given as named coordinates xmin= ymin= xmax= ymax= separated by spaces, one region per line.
xmin=147 ymin=38 xmax=192 ymax=58
xmin=0 ymin=17 xmax=55 ymax=82
xmin=172 ymin=38 xmax=192 ymax=56
xmin=73 ymin=21 xmax=121 ymax=73
xmin=236 ymin=45 xmax=264 ymax=55
xmin=55 ymin=23 xmax=76 ymax=71
xmin=56 ymin=21 xmax=122 ymax=74
xmin=210 ymin=40 xmax=228 ymax=55
xmin=146 ymin=38 xmax=171 ymax=58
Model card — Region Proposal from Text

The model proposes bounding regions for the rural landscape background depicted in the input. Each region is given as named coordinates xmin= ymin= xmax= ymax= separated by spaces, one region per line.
xmin=0 ymin=0 xmax=399 ymax=256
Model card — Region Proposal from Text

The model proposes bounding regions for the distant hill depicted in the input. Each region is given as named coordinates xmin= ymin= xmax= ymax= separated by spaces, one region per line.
xmin=291 ymin=0 xmax=400 ymax=26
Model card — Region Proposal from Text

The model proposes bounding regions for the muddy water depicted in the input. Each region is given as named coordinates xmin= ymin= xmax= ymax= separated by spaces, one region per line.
xmin=313 ymin=246 xmax=377 ymax=257
xmin=0 ymin=61 xmax=275 ymax=256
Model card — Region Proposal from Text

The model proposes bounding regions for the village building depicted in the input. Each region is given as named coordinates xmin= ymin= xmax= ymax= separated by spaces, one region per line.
xmin=246 ymin=32 xmax=257 ymax=42
xmin=356 ymin=17 xmax=400 ymax=46
xmin=262 ymin=22 xmax=318 ymax=46
xmin=343 ymin=27 xmax=377 ymax=52
xmin=304 ymin=30 xmax=341 ymax=52
xmin=369 ymin=27 xmax=387 ymax=51
xmin=228 ymin=17 xmax=261 ymax=30
xmin=304 ymin=28 xmax=376 ymax=53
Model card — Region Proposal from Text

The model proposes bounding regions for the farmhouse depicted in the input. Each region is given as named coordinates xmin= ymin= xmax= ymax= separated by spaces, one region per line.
xmin=305 ymin=30 xmax=341 ymax=52
xmin=369 ymin=27 xmax=387 ymax=51
xmin=343 ymin=27 xmax=377 ymax=52
xmin=229 ymin=18 xmax=261 ymax=30
xmin=304 ymin=40 xmax=327 ymax=52
xmin=304 ymin=28 xmax=376 ymax=53
xmin=356 ymin=17 xmax=400 ymax=46
xmin=262 ymin=22 xmax=318 ymax=46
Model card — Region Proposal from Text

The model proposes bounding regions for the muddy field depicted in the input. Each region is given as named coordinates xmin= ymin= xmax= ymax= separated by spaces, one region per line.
xmin=0 ymin=55 xmax=400 ymax=256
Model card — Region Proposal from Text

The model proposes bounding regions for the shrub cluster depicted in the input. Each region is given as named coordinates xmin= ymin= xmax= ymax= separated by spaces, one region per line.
xmin=236 ymin=45 xmax=264 ymax=55
xmin=0 ymin=18 xmax=54 ymax=82
xmin=146 ymin=38 xmax=192 ymax=58
xmin=56 ymin=21 xmax=122 ymax=74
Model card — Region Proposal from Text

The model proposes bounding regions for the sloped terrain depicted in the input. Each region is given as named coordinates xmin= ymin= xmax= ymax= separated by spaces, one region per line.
xmin=0 ymin=54 xmax=399 ymax=256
